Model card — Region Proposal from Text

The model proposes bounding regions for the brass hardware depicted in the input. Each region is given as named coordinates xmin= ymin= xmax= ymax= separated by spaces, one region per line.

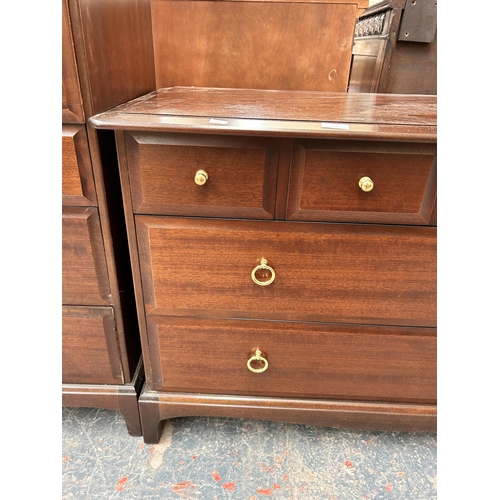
xmin=247 ymin=349 xmax=269 ymax=373
xmin=251 ymin=258 xmax=276 ymax=286
xmin=358 ymin=176 xmax=374 ymax=192
xmin=194 ymin=169 xmax=208 ymax=185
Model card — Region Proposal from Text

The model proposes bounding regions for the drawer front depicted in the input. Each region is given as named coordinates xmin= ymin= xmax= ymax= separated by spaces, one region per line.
xmin=62 ymin=207 xmax=111 ymax=305
xmin=124 ymin=132 xmax=279 ymax=218
xmin=62 ymin=306 xmax=123 ymax=384
xmin=137 ymin=217 xmax=436 ymax=327
xmin=148 ymin=316 xmax=436 ymax=403
xmin=287 ymin=140 xmax=436 ymax=225
xmin=62 ymin=125 xmax=97 ymax=206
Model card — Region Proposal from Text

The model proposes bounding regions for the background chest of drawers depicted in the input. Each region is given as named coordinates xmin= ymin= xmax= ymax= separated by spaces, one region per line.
xmin=61 ymin=0 xmax=155 ymax=434
xmin=90 ymin=87 xmax=437 ymax=443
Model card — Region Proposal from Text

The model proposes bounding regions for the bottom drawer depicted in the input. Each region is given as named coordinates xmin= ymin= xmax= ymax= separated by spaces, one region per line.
xmin=148 ymin=316 xmax=436 ymax=404
xmin=62 ymin=306 xmax=124 ymax=384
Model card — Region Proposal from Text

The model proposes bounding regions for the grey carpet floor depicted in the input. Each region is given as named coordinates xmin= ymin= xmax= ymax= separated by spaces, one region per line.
xmin=62 ymin=407 xmax=437 ymax=499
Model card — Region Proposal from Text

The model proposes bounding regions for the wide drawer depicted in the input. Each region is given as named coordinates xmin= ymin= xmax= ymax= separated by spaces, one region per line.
xmin=148 ymin=316 xmax=436 ymax=403
xmin=136 ymin=217 xmax=436 ymax=327
xmin=62 ymin=207 xmax=111 ymax=305
xmin=123 ymin=131 xmax=279 ymax=218
xmin=287 ymin=139 xmax=436 ymax=225
xmin=62 ymin=306 xmax=123 ymax=384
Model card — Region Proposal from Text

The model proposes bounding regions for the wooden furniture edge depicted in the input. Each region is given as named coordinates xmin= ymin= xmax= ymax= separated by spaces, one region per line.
xmin=62 ymin=358 xmax=145 ymax=436
xmin=139 ymin=390 xmax=436 ymax=443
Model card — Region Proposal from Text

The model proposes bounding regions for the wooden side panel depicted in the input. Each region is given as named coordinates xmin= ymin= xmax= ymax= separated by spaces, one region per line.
xmin=68 ymin=0 xmax=156 ymax=116
xmin=62 ymin=306 xmax=124 ymax=384
xmin=62 ymin=207 xmax=112 ymax=305
xmin=287 ymin=139 xmax=437 ymax=224
xmin=148 ymin=316 xmax=436 ymax=403
xmin=124 ymin=132 xmax=279 ymax=218
xmin=62 ymin=125 xmax=97 ymax=206
xmin=62 ymin=0 xmax=84 ymax=122
xmin=151 ymin=1 xmax=357 ymax=91
xmin=136 ymin=217 xmax=437 ymax=327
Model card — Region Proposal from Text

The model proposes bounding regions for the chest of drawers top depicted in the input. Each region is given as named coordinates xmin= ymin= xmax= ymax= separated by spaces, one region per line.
xmin=89 ymin=86 xmax=437 ymax=141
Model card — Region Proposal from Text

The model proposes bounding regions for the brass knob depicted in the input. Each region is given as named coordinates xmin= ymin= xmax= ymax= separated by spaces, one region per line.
xmin=251 ymin=258 xmax=276 ymax=286
xmin=358 ymin=176 xmax=374 ymax=192
xmin=194 ymin=169 xmax=208 ymax=185
xmin=247 ymin=349 xmax=268 ymax=373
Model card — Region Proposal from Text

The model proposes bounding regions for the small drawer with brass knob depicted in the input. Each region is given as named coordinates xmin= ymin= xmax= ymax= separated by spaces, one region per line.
xmin=122 ymin=131 xmax=280 ymax=219
xmin=286 ymin=139 xmax=437 ymax=225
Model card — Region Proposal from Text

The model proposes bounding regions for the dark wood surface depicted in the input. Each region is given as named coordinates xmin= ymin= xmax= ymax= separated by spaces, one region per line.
xmin=287 ymin=139 xmax=437 ymax=224
xmin=147 ymin=316 xmax=436 ymax=402
xmin=348 ymin=0 xmax=436 ymax=94
xmin=90 ymin=87 xmax=437 ymax=141
xmin=136 ymin=217 xmax=436 ymax=327
xmin=62 ymin=306 xmax=123 ymax=384
xmin=62 ymin=0 xmax=148 ymax=409
xmin=151 ymin=1 xmax=358 ymax=92
xmin=62 ymin=124 xmax=97 ymax=206
xmin=67 ymin=0 xmax=156 ymax=117
xmin=62 ymin=207 xmax=111 ymax=306
xmin=123 ymin=132 xmax=279 ymax=218
xmin=62 ymin=0 xmax=85 ymax=123
xmin=62 ymin=359 xmax=145 ymax=436
xmin=139 ymin=390 xmax=436 ymax=444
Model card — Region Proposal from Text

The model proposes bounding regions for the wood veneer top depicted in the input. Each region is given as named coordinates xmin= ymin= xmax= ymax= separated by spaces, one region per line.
xmin=90 ymin=87 xmax=437 ymax=141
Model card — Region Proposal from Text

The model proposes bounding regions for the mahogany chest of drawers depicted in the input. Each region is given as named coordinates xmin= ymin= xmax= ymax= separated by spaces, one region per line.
xmin=90 ymin=86 xmax=437 ymax=443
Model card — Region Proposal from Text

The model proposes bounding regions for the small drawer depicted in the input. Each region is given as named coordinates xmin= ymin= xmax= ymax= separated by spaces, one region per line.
xmin=123 ymin=131 xmax=279 ymax=218
xmin=148 ymin=316 xmax=436 ymax=404
xmin=287 ymin=139 xmax=436 ymax=225
xmin=62 ymin=306 xmax=123 ymax=385
xmin=62 ymin=125 xmax=97 ymax=206
xmin=136 ymin=217 xmax=436 ymax=327
xmin=62 ymin=207 xmax=111 ymax=306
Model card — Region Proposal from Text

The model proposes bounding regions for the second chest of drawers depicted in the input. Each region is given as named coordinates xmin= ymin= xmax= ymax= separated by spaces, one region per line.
xmin=90 ymin=87 xmax=437 ymax=443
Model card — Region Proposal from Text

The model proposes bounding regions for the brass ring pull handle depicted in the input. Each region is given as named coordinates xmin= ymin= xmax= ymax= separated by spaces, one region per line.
xmin=251 ymin=258 xmax=276 ymax=286
xmin=358 ymin=176 xmax=374 ymax=192
xmin=194 ymin=169 xmax=208 ymax=185
xmin=247 ymin=349 xmax=269 ymax=373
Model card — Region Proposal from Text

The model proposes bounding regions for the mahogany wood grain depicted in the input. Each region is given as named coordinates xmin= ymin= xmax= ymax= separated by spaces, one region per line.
xmin=67 ymin=0 xmax=156 ymax=117
xmin=287 ymin=139 xmax=437 ymax=224
xmin=62 ymin=0 xmax=85 ymax=123
xmin=139 ymin=391 xmax=436 ymax=444
xmin=147 ymin=316 xmax=436 ymax=402
xmin=62 ymin=359 xmax=145 ymax=436
xmin=136 ymin=217 xmax=436 ymax=327
xmin=62 ymin=207 xmax=111 ymax=306
xmin=124 ymin=132 xmax=279 ymax=218
xmin=89 ymin=87 xmax=437 ymax=142
xmin=151 ymin=1 xmax=357 ymax=92
xmin=62 ymin=306 xmax=123 ymax=384
xmin=62 ymin=124 xmax=97 ymax=206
